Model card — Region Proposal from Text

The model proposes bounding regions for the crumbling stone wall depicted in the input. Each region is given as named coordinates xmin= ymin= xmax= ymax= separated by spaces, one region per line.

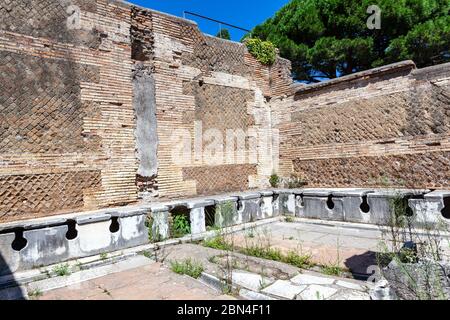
xmin=272 ymin=61 xmax=450 ymax=189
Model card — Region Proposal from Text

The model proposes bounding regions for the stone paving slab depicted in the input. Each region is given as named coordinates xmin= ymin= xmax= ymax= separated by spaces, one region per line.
xmin=232 ymin=221 xmax=382 ymax=275
xmin=261 ymin=280 xmax=307 ymax=300
xmin=297 ymin=285 xmax=338 ymax=300
xmin=291 ymin=274 xmax=335 ymax=285
xmin=232 ymin=271 xmax=274 ymax=292
xmin=35 ymin=261 xmax=234 ymax=300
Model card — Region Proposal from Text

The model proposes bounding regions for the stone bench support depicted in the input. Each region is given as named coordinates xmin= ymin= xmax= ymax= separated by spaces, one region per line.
xmin=273 ymin=189 xmax=296 ymax=216
xmin=302 ymin=189 xmax=344 ymax=221
xmin=1 ymin=188 xmax=449 ymax=277
xmin=260 ymin=191 xmax=274 ymax=220
xmin=150 ymin=205 xmax=170 ymax=241
xmin=212 ymin=196 xmax=239 ymax=228
xmin=332 ymin=189 xmax=375 ymax=224
xmin=409 ymin=191 xmax=450 ymax=228
xmin=187 ymin=200 xmax=215 ymax=235
xmin=236 ymin=193 xmax=261 ymax=224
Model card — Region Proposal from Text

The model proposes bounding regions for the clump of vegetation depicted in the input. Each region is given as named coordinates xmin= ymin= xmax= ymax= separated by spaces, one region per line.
xmin=170 ymin=259 xmax=204 ymax=279
xmin=321 ymin=264 xmax=344 ymax=276
xmin=145 ymin=216 xmax=157 ymax=243
xmin=28 ymin=288 xmax=43 ymax=300
xmin=283 ymin=251 xmax=313 ymax=269
xmin=52 ymin=263 xmax=71 ymax=277
xmin=241 ymin=245 xmax=283 ymax=261
xmin=100 ymin=253 xmax=108 ymax=260
xmin=215 ymin=201 xmax=236 ymax=228
xmin=141 ymin=250 xmax=153 ymax=259
xmin=270 ymin=172 xmax=308 ymax=189
xmin=284 ymin=215 xmax=295 ymax=223
xmin=245 ymin=38 xmax=277 ymax=65
xmin=203 ymin=234 xmax=233 ymax=251
xmin=171 ymin=214 xmax=191 ymax=238
xmin=239 ymin=244 xmax=313 ymax=269
xmin=269 ymin=173 xmax=281 ymax=188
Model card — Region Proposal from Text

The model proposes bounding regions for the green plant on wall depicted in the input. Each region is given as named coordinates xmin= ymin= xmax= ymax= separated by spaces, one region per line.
xmin=245 ymin=38 xmax=277 ymax=65
xmin=269 ymin=173 xmax=280 ymax=188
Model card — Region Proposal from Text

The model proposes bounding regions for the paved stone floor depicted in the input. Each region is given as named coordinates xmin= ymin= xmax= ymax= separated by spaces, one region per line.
xmin=231 ymin=220 xmax=383 ymax=275
xmin=35 ymin=261 xmax=234 ymax=300
xmin=26 ymin=220 xmax=388 ymax=300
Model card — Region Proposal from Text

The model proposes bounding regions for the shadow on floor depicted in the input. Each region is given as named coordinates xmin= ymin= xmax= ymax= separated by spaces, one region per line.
xmin=344 ymin=250 xmax=378 ymax=281
xmin=0 ymin=252 xmax=25 ymax=300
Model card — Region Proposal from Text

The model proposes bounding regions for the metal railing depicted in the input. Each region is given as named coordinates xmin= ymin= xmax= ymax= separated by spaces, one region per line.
xmin=182 ymin=11 xmax=251 ymax=39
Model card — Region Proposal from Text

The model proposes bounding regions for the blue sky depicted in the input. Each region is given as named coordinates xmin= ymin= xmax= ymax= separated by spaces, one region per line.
xmin=126 ymin=0 xmax=289 ymax=41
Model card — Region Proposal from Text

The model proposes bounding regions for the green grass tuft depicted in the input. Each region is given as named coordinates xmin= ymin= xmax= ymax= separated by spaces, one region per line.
xmin=170 ymin=259 xmax=204 ymax=279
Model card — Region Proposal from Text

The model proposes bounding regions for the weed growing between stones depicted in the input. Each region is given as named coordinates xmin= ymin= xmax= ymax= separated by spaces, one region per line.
xmin=170 ymin=258 xmax=204 ymax=279
xmin=320 ymin=236 xmax=344 ymax=276
xmin=321 ymin=264 xmax=344 ymax=276
xmin=284 ymin=215 xmax=295 ymax=223
xmin=204 ymin=227 xmax=313 ymax=270
xmin=203 ymin=234 xmax=234 ymax=251
xmin=283 ymin=251 xmax=313 ymax=269
xmin=28 ymin=288 xmax=43 ymax=300
xmin=52 ymin=263 xmax=71 ymax=277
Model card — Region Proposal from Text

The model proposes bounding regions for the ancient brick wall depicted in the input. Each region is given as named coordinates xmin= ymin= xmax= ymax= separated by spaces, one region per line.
xmin=0 ymin=0 xmax=292 ymax=222
xmin=272 ymin=61 xmax=450 ymax=189
xmin=141 ymin=10 xmax=291 ymax=199
xmin=0 ymin=0 xmax=137 ymax=222
xmin=7 ymin=0 xmax=446 ymax=223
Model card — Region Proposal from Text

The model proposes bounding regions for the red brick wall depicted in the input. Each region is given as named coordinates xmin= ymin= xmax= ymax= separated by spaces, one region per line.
xmin=272 ymin=61 xmax=450 ymax=189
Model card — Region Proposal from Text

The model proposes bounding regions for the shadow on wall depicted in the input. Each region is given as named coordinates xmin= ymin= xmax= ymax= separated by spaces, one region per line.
xmin=0 ymin=253 xmax=24 ymax=300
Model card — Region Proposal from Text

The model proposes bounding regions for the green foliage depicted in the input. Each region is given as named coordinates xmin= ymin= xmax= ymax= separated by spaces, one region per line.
xmin=28 ymin=289 xmax=43 ymax=299
xmin=241 ymin=245 xmax=284 ymax=261
xmin=141 ymin=250 xmax=153 ymax=259
xmin=52 ymin=263 xmax=71 ymax=277
xmin=216 ymin=28 xmax=231 ymax=40
xmin=284 ymin=215 xmax=295 ymax=223
xmin=283 ymin=251 xmax=313 ymax=269
xmin=239 ymin=245 xmax=313 ymax=269
xmin=100 ymin=253 xmax=108 ymax=260
xmin=203 ymin=234 xmax=233 ymax=251
xmin=145 ymin=216 xmax=162 ymax=243
xmin=170 ymin=259 xmax=204 ymax=279
xmin=321 ymin=264 xmax=344 ymax=276
xmin=172 ymin=214 xmax=191 ymax=238
xmin=245 ymin=38 xmax=277 ymax=65
xmin=269 ymin=173 xmax=280 ymax=188
xmin=250 ymin=0 xmax=450 ymax=82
